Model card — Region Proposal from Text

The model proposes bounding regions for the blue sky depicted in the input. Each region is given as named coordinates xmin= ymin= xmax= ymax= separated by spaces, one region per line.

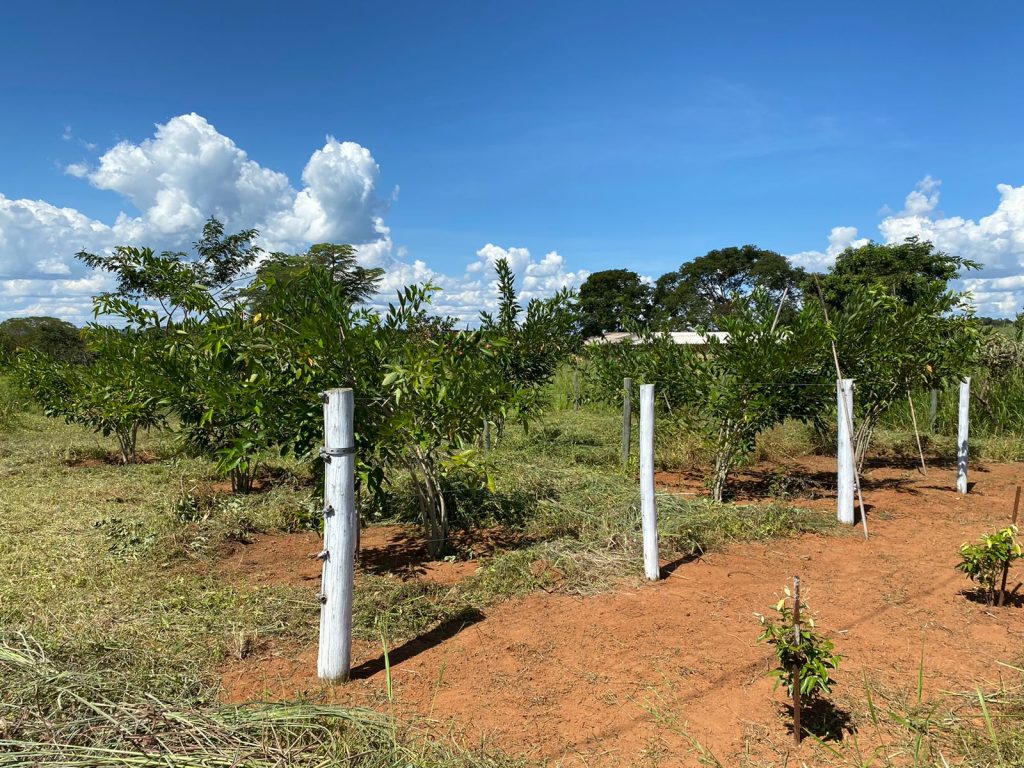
xmin=2 ymin=0 xmax=1024 ymax=321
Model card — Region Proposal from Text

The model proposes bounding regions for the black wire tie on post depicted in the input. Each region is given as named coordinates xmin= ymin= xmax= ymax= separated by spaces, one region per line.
xmin=316 ymin=591 xmax=327 ymax=604
xmin=319 ymin=445 xmax=356 ymax=463
xmin=322 ymin=504 xmax=335 ymax=517
xmin=315 ymin=549 xmax=329 ymax=561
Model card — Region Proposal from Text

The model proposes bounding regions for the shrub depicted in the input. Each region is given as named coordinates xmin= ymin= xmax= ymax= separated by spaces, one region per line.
xmin=956 ymin=526 xmax=1021 ymax=605
xmin=757 ymin=586 xmax=841 ymax=701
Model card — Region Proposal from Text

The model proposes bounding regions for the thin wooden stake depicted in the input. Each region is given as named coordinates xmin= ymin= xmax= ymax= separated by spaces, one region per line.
xmin=997 ymin=486 xmax=1022 ymax=607
xmin=318 ymin=388 xmax=356 ymax=682
xmin=639 ymin=384 xmax=660 ymax=581
xmin=770 ymin=286 xmax=790 ymax=334
xmin=572 ymin=370 xmax=580 ymax=411
xmin=907 ymin=390 xmax=927 ymax=475
xmin=792 ymin=575 xmax=802 ymax=746
xmin=622 ymin=377 xmax=633 ymax=469
xmin=929 ymin=388 xmax=938 ymax=432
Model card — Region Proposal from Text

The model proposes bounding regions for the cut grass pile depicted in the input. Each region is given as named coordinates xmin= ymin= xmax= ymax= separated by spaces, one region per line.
xmin=0 ymin=636 xmax=520 ymax=768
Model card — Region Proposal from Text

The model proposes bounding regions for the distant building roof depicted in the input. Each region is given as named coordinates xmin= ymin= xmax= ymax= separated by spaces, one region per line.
xmin=584 ymin=331 xmax=730 ymax=346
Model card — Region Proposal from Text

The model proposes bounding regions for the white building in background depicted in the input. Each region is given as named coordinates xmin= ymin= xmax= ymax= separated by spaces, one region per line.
xmin=584 ymin=331 xmax=730 ymax=346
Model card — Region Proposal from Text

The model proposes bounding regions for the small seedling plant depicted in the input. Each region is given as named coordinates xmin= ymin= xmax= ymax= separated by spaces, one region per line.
xmin=956 ymin=525 xmax=1021 ymax=606
xmin=757 ymin=582 xmax=841 ymax=743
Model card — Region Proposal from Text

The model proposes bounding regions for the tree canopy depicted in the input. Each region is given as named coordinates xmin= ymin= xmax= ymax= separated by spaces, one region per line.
xmin=653 ymin=245 xmax=804 ymax=330
xmin=815 ymin=237 xmax=979 ymax=309
xmin=243 ymin=243 xmax=384 ymax=313
xmin=0 ymin=316 xmax=90 ymax=364
xmin=576 ymin=269 xmax=653 ymax=338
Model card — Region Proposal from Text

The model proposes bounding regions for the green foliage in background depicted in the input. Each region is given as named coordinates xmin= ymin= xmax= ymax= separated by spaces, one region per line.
xmin=12 ymin=327 xmax=163 ymax=463
xmin=0 ymin=315 xmax=90 ymax=365
xmin=653 ymin=244 xmax=805 ymax=330
xmin=576 ymin=268 xmax=653 ymax=338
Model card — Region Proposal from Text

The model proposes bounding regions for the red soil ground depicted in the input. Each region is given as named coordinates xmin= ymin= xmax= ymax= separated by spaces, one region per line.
xmin=218 ymin=457 xmax=1024 ymax=766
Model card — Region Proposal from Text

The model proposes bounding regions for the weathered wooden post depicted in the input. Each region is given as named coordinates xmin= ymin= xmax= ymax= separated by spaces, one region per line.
xmin=621 ymin=377 xmax=633 ymax=468
xmin=318 ymin=388 xmax=356 ymax=682
xmin=792 ymin=575 xmax=802 ymax=746
xmin=997 ymin=486 xmax=1022 ymax=606
xmin=929 ymin=388 xmax=938 ymax=432
xmin=957 ymin=377 xmax=970 ymax=494
xmin=639 ymin=384 xmax=660 ymax=581
xmin=483 ymin=418 xmax=491 ymax=452
xmin=837 ymin=379 xmax=855 ymax=525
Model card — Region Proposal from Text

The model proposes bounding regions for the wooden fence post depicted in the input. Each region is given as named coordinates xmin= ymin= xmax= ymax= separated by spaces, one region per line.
xmin=929 ymin=388 xmax=938 ymax=432
xmin=622 ymin=377 xmax=633 ymax=468
xmin=573 ymin=370 xmax=580 ymax=411
xmin=792 ymin=575 xmax=802 ymax=746
xmin=639 ymin=384 xmax=660 ymax=581
xmin=837 ymin=378 xmax=855 ymax=525
xmin=957 ymin=378 xmax=970 ymax=494
xmin=318 ymin=388 xmax=356 ymax=682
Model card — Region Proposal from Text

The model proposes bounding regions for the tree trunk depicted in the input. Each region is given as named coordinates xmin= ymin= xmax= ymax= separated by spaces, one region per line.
xmin=116 ymin=424 xmax=138 ymax=464
xmin=231 ymin=460 xmax=259 ymax=493
xmin=710 ymin=424 xmax=735 ymax=503
xmin=407 ymin=455 xmax=449 ymax=558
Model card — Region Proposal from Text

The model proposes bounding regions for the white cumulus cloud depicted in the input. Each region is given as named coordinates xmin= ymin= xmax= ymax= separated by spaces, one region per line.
xmin=789 ymin=176 xmax=1024 ymax=317
xmin=0 ymin=113 xmax=583 ymax=324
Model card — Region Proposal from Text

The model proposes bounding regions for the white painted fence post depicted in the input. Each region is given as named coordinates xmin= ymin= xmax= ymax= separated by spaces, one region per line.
xmin=639 ymin=384 xmax=660 ymax=581
xmin=837 ymin=378 xmax=855 ymax=525
xmin=318 ymin=388 xmax=356 ymax=682
xmin=622 ymin=377 xmax=633 ymax=468
xmin=957 ymin=377 xmax=970 ymax=494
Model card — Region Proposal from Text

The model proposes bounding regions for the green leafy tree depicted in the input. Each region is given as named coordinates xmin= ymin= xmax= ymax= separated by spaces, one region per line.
xmin=586 ymin=290 xmax=830 ymax=501
xmin=577 ymin=269 xmax=653 ymax=338
xmin=0 ymin=316 xmax=90 ymax=365
xmin=243 ymin=243 xmax=384 ymax=314
xmin=654 ymin=245 xmax=804 ymax=330
xmin=12 ymin=327 xmax=163 ymax=463
xmin=815 ymin=237 xmax=979 ymax=310
xmin=479 ymin=258 xmax=580 ymax=425
xmin=77 ymin=219 xmax=269 ymax=489
xmin=828 ymin=282 xmax=980 ymax=469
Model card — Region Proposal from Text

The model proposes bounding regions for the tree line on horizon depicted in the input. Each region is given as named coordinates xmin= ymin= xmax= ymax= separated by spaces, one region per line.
xmin=574 ymin=239 xmax=999 ymax=338
xmin=1 ymin=235 xmax=1019 ymax=366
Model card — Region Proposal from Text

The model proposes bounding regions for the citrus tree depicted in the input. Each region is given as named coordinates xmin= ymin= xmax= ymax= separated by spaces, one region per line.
xmin=479 ymin=258 xmax=579 ymax=430
xmin=956 ymin=526 xmax=1021 ymax=605
xmin=829 ymin=282 xmax=980 ymax=470
xmin=13 ymin=327 xmax=163 ymax=463
xmin=584 ymin=289 xmax=830 ymax=501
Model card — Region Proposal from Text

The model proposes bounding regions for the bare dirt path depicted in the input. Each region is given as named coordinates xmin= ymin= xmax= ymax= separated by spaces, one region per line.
xmin=218 ymin=459 xmax=1024 ymax=766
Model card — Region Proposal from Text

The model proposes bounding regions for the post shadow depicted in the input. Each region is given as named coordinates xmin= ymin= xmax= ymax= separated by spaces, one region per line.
xmin=349 ymin=607 xmax=486 ymax=680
